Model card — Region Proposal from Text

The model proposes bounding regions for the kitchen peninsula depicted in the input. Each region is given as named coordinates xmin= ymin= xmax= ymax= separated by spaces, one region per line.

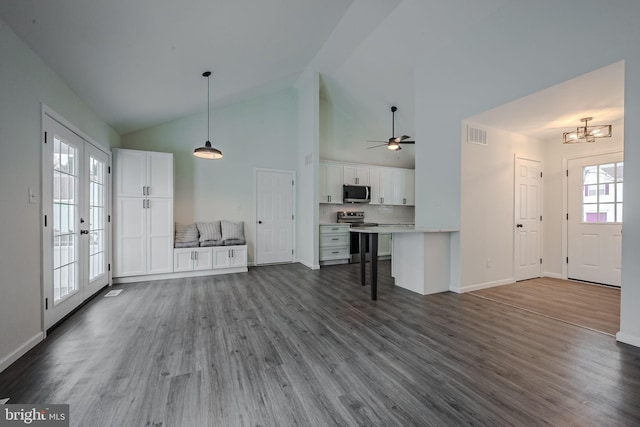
xmin=350 ymin=225 xmax=458 ymax=300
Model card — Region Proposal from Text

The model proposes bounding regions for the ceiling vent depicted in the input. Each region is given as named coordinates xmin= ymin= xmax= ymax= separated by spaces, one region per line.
xmin=467 ymin=125 xmax=488 ymax=146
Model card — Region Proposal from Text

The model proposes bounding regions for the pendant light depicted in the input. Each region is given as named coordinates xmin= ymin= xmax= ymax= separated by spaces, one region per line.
xmin=193 ymin=71 xmax=223 ymax=159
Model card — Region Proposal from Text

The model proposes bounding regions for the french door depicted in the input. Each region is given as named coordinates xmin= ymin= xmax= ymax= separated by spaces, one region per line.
xmin=42 ymin=114 xmax=110 ymax=329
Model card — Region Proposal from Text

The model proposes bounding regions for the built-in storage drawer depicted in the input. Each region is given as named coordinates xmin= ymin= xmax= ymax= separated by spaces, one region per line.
xmin=320 ymin=224 xmax=350 ymax=234
xmin=320 ymin=234 xmax=349 ymax=247
xmin=320 ymin=246 xmax=350 ymax=261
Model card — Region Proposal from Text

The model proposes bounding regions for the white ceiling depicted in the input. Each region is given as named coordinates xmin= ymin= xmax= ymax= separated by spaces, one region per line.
xmin=0 ymin=0 xmax=355 ymax=134
xmin=467 ymin=61 xmax=625 ymax=142
xmin=0 ymin=1 xmax=625 ymax=140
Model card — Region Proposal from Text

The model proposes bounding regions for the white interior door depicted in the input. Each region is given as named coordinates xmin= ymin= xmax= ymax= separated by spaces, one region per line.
xmin=43 ymin=114 xmax=110 ymax=329
xmin=568 ymin=153 xmax=623 ymax=286
xmin=514 ymin=157 xmax=542 ymax=281
xmin=255 ymin=169 xmax=294 ymax=264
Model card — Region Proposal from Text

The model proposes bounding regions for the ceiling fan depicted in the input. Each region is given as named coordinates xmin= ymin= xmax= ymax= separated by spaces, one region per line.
xmin=367 ymin=106 xmax=415 ymax=150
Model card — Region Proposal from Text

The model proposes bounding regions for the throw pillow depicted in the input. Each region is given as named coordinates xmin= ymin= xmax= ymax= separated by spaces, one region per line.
xmin=197 ymin=221 xmax=222 ymax=242
xmin=221 ymin=220 xmax=245 ymax=242
xmin=175 ymin=223 xmax=199 ymax=243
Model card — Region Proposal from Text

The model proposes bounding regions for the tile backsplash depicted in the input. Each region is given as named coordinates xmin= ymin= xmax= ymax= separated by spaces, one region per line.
xmin=320 ymin=204 xmax=415 ymax=224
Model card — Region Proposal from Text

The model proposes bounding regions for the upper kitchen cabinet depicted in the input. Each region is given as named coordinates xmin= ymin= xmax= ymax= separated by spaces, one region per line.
xmin=369 ymin=167 xmax=393 ymax=205
xmin=392 ymin=169 xmax=415 ymax=206
xmin=319 ymin=161 xmax=343 ymax=204
xmin=343 ymin=165 xmax=370 ymax=186
xmin=113 ymin=148 xmax=173 ymax=198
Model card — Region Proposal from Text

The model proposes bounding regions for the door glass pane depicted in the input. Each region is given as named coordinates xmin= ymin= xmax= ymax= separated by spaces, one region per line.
xmin=582 ymin=161 xmax=623 ymax=223
xmin=89 ymin=155 xmax=106 ymax=280
xmin=53 ymin=136 xmax=79 ymax=302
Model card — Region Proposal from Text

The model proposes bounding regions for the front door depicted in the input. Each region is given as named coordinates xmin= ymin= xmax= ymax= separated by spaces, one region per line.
xmin=43 ymin=114 xmax=110 ymax=329
xmin=255 ymin=169 xmax=294 ymax=264
xmin=567 ymin=152 xmax=623 ymax=286
xmin=514 ymin=157 xmax=542 ymax=281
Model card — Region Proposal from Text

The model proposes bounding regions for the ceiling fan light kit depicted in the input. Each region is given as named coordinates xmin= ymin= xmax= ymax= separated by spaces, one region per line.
xmin=562 ymin=117 xmax=612 ymax=144
xmin=194 ymin=71 xmax=223 ymax=159
xmin=367 ymin=106 xmax=415 ymax=151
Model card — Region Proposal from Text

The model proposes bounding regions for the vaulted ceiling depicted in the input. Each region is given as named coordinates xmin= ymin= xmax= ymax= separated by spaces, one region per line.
xmin=0 ymin=0 xmax=625 ymax=139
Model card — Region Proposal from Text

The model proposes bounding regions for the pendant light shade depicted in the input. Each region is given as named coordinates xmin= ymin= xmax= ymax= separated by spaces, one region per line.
xmin=194 ymin=71 xmax=223 ymax=159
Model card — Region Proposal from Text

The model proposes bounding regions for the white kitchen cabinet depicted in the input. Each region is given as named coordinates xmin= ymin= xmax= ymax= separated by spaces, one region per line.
xmin=174 ymin=247 xmax=213 ymax=272
xmin=378 ymin=233 xmax=392 ymax=257
xmin=113 ymin=149 xmax=174 ymax=278
xmin=343 ymin=165 xmax=370 ymax=186
xmin=319 ymin=161 xmax=343 ymax=204
xmin=114 ymin=149 xmax=173 ymax=198
xmin=319 ymin=224 xmax=350 ymax=265
xmin=392 ymin=169 xmax=415 ymax=206
xmin=369 ymin=167 xmax=394 ymax=205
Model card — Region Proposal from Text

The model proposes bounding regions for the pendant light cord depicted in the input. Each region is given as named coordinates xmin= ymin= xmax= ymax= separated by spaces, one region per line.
xmin=207 ymin=74 xmax=210 ymax=141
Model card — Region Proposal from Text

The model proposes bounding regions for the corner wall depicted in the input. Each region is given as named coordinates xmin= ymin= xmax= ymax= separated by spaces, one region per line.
xmin=0 ymin=18 xmax=120 ymax=372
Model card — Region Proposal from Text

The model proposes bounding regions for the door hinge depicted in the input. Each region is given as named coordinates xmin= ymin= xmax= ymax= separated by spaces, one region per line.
xmin=292 ymin=180 xmax=294 ymax=186
xmin=540 ymin=171 xmax=543 ymax=178
xmin=108 ymin=263 xmax=111 ymax=271
xmin=108 ymin=166 xmax=111 ymax=174
xmin=540 ymin=215 xmax=542 ymax=221
xmin=45 ymin=298 xmax=48 ymax=310
xmin=566 ymin=257 xmax=569 ymax=263
xmin=44 ymin=215 xmax=47 ymax=227
xmin=566 ymin=170 xmax=569 ymax=177
xmin=108 ymin=215 xmax=111 ymax=222
xmin=292 ymin=214 xmax=294 ymax=220
xmin=292 ymin=249 xmax=294 ymax=255
xmin=540 ymin=258 xmax=543 ymax=264
xmin=566 ymin=213 xmax=569 ymax=220
xmin=44 ymin=131 xmax=47 ymax=143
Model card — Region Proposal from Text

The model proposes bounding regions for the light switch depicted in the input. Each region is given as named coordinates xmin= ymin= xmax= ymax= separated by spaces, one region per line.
xmin=28 ymin=187 xmax=37 ymax=204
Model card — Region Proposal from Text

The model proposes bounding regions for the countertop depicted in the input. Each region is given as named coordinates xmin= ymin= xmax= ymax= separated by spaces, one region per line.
xmin=348 ymin=225 xmax=458 ymax=233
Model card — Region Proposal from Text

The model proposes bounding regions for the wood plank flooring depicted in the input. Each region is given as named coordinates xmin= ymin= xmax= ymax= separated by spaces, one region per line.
xmin=1 ymin=262 xmax=640 ymax=426
xmin=471 ymin=277 xmax=620 ymax=335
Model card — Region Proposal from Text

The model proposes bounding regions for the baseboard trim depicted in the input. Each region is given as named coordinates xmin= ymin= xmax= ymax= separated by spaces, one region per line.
xmin=0 ymin=333 xmax=44 ymax=373
xmin=113 ymin=267 xmax=249 ymax=284
xmin=542 ymin=272 xmax=563 ymax=279
xmin=458 ymin=278 xmax=515 ymax=293
xmin=616 ymin=331 xmax=640 ymax=348
xmin=297 ymin=260 xmax=320 ymax=270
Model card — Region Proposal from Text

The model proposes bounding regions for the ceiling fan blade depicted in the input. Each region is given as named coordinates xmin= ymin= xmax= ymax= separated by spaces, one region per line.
xmin=367 ymin=144 xmax=389 ymax=149
xmin=400 ymin=140 xmax=415 ymax=144
xmin=366 ymin=140 xmax=388 ymax=143
xmin=399 ymin=135 xmax=411 ymax=141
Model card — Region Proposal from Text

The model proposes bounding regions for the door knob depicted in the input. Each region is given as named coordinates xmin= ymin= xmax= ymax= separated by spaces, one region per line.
xmin=516 ymin=224 xmax=523 ymax=228
xmin=80 ymin=229 xmax=89 ymax=235
xmin=258 ymin=220 xmax=262 ymax=224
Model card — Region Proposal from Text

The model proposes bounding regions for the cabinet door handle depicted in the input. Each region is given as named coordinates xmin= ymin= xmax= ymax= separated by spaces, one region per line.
xmin=381 ymin=197 xmax=384 ymax=203
xmin=332 ymin=238 xmax=339 ymax=240
xmin=356 ymin=177 xmax=359 ymax=184
xmin=328 ymin=195 xmax=331 ymax=202
xmin=403 ymin=198 xmax=406 ymax=205
xmin=332 ymin=251 xmax=339 ymax=254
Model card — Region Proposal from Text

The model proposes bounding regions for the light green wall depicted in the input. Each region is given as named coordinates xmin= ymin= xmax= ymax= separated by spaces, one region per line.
xmin=0 ymin=18 xmax=120 ymax=368
xmin=121 ymin=88 xmax=299 ymax=263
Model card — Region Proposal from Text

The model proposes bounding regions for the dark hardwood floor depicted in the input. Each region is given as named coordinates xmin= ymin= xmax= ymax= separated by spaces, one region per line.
xmin=471 ymin=277 xmax=620 ymax=335
xmin=1 ymin=261 xmax=640 ymax=426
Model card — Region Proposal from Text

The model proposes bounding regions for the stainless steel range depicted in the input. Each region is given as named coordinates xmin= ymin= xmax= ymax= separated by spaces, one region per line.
xmin=337 ymin=211 xmax=378 ymax=263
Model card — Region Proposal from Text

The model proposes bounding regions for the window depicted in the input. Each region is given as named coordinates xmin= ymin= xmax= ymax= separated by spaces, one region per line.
xmin=582 ymin=162 xmax=623 ymax=223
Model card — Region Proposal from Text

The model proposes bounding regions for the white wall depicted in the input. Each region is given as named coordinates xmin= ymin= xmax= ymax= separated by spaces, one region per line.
xmin=0 ymin=19 xmax=120 ymax=371
xmin=295 ymin=71 xmax=320 ymax=269
xmin=410 ymin=0 xmax=640 ymax=345
xmin=460 ymin=122 xmax=543 ymax=291
xmin=121 ymin=89 xmax=298 ymax=265
xmin=541 ymin=120 xmax=625 ymax=278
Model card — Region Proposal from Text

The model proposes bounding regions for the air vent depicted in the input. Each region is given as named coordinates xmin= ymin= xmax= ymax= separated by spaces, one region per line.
xmin=467 ymin=125 xmax=488 ymax=146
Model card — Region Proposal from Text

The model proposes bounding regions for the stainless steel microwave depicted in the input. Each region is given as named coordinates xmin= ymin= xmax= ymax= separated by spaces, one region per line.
xmin=343 ymin=185 xmax=371 ymax=203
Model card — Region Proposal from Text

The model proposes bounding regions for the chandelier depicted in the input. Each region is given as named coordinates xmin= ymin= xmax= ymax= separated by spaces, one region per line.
xmin=563 ymin=117 xmax=612 ymax=144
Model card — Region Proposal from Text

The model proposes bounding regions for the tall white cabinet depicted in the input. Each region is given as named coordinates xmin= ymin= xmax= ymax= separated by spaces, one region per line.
xmin=113 ymin=149 xmax=174 ymax=278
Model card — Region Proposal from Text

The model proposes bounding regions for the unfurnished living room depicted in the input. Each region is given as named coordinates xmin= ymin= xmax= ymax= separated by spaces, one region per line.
xmin=1 ymin=1 xmax=640 ymax=426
